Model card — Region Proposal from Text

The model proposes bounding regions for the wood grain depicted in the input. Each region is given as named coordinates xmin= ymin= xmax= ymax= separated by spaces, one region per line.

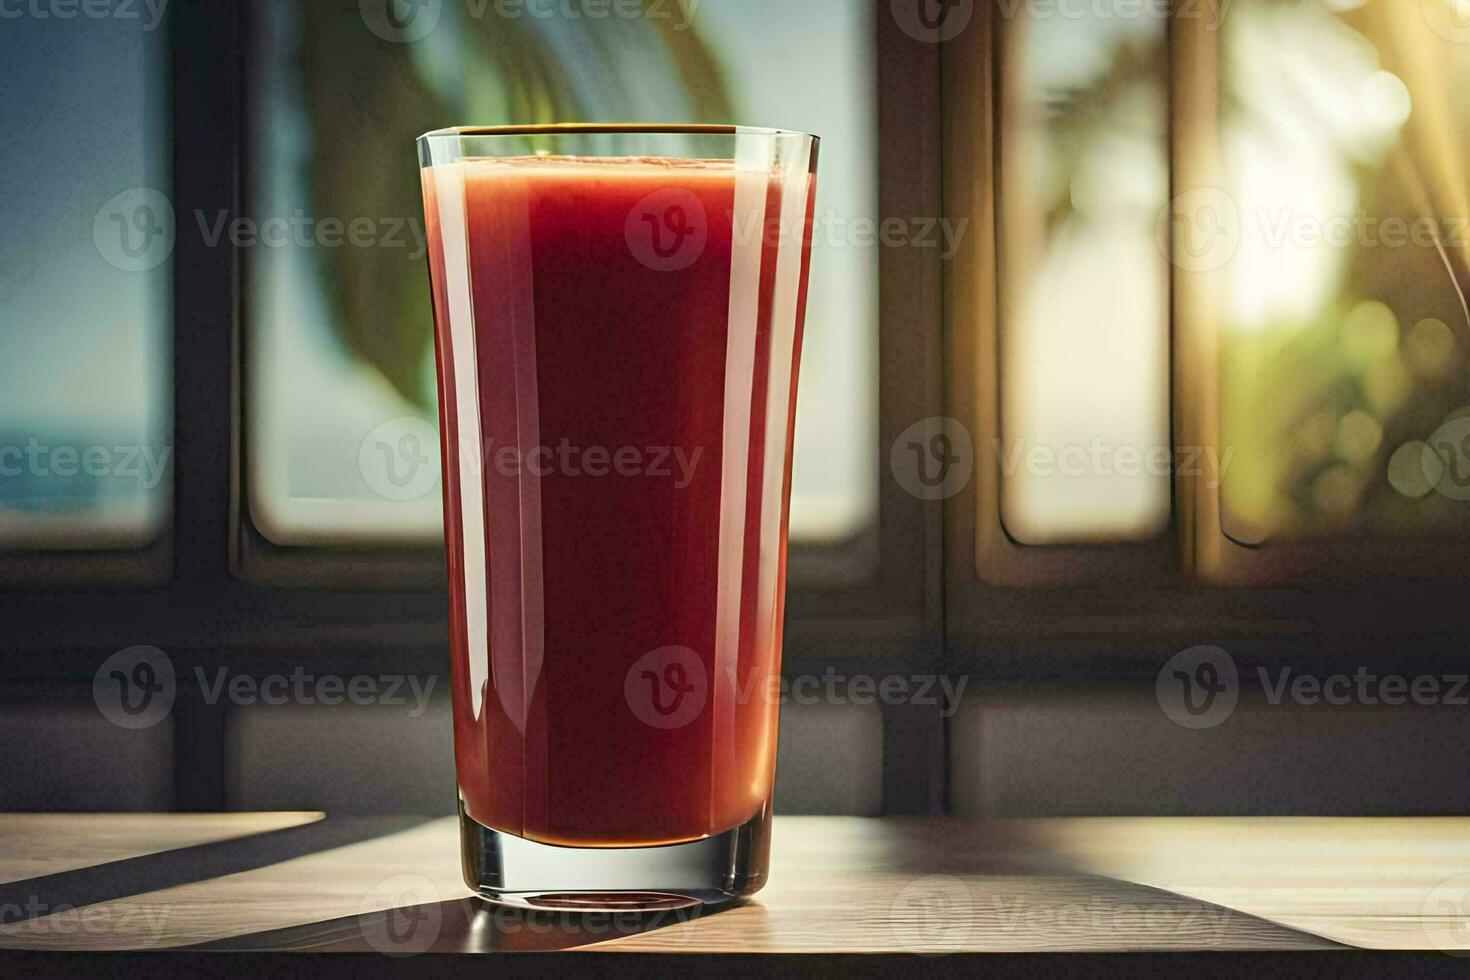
xmin=1018 ymin=816 xmax=1470 ymax=951
xmin=0 ymin=812 xmax=322 ymax=886
xmin=5 ymin=815 xmax=1467 ymax=953
xmin=0 ymin=815 xmax=1344 ymax=954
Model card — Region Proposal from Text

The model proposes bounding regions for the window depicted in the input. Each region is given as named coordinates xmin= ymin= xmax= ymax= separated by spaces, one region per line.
xmin=1211 ymin=0 xmax=1470 ymax=545
xmin=1168 ymin=0 xmax=1470 ymax=584
xmin=995 ymin=5 xmax=1170 ymax=545
xmin=0 ymin=13 xmax=172 ymax=551
xmin=13 ymin=0 xmax=1466 ymax=820
xmin=244 ymin=0 xmax=879 ymax=569
xmin=951 ymin=0 xmax=1470 ymax=590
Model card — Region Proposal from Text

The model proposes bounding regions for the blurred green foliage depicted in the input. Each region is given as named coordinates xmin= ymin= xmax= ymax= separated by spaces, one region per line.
xmin=297 ymin=0 xmax=734 ymax=408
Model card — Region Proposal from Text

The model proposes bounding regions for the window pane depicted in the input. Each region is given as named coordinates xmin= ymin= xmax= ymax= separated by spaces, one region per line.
xmin=0 ymin=15 xmax=172 ymax=550
xmin=1216 ymin=0 xmax=1470 ymax=543
xmin=246 ymin=0 xmax=877 ymax=553
xmin=996 ymin=8 xmax=1171 ymax=544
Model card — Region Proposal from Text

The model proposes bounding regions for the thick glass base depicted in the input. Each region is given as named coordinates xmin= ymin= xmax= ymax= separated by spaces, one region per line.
xmin=459 ymin=801 xmax=772 ymax=912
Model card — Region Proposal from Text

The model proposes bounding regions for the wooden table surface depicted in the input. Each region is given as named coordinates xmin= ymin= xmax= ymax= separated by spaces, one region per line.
xmin=1 ymin=814 xmax=1468 ymax=963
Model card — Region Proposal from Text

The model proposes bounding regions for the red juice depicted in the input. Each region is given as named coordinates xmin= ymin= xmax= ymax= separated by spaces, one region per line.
xmin=422 ymin=157 xmax=816 ymax=848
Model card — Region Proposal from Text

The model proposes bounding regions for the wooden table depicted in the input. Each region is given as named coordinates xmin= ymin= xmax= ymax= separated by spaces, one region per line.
xmin=1 ymin=814 xmax=1468 ymax=974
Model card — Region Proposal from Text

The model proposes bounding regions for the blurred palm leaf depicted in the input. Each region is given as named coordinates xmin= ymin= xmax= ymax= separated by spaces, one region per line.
xmin=298 ymin=0 xmax=732 ymax=409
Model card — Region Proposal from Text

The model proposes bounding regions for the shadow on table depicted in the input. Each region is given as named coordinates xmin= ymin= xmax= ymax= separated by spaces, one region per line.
xmin=192 ymin=897 xmax=739 ymax=953
xmin=0 ymin=815 xmax=427 ymax=930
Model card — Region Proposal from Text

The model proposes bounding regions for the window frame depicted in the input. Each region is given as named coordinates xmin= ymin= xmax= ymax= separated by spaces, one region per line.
xmin=0 ymin=6 xmax=177 ymax=590
xmin=0 ymin=0 xmax=946 ymax=817
xmin=20 ymin=0 xmax=1467 ymax=820
xmin=225 ymin=0 xmax=944 ymax=668
xmin=1170 ymin=4 xmax=1470 ymax=589
xmin=943 ymin=4 xmax=1179 ymax=594
xmin=940 ymin=2 xmax=1470 ymax=684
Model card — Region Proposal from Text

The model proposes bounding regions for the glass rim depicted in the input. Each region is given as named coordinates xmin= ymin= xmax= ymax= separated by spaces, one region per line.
xmin=418 ymin=123 xmax=818 ymax=144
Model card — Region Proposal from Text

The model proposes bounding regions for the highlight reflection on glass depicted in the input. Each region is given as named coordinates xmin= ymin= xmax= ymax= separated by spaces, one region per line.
xmin=419 ymin=126 xmax=818 ymax=910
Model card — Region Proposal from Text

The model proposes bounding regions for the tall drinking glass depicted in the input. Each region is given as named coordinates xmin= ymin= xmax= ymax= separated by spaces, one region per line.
xmin=416 ymin=125 xmax=819 ymax=911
